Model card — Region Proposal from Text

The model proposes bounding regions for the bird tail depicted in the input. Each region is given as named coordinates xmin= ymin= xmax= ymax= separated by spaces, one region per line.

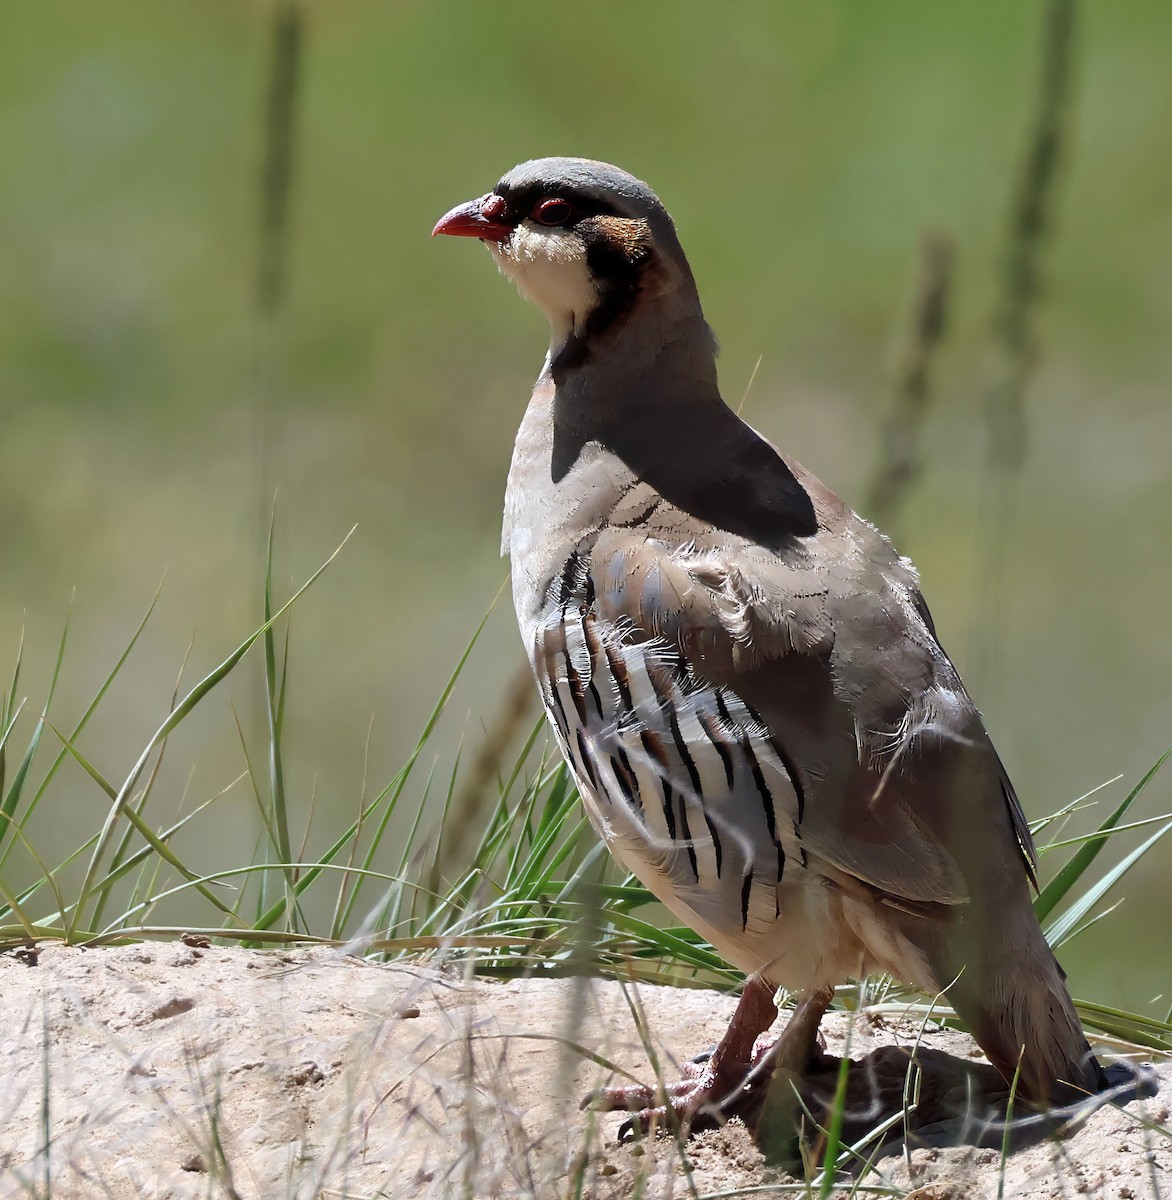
xmin=937 ymin=917 xmax=1105 ymax=1106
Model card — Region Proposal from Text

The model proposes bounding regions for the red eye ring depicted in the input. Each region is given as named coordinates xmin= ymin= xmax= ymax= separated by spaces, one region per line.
xmin=533 ymin=197 xmax=573 ymax=226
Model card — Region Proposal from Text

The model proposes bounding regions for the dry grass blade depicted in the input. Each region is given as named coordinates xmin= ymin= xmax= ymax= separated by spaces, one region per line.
xmin=971 ymin=0 xmax=1077 ymax=693
xmin=866 ymin=229 xmax=955 ymax=533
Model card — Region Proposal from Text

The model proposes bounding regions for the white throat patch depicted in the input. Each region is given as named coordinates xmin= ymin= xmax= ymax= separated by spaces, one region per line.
xmin=488 ymin=222 xmax=598 ymax=344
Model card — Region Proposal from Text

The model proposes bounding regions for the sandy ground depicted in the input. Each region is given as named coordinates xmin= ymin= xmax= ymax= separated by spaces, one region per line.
xmin=1 ymin=943 xmax=1169 ymax=1199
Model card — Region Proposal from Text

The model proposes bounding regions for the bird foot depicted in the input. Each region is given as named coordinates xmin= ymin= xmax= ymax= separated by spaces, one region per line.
xmin=586 ymin=1055 xmax=755 ymax=1142
xmin=584 ymin=982 xmax=834 ymax=1142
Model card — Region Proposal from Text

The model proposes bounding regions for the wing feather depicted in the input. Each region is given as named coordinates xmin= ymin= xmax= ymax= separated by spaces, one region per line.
xmin=586 ymin=507 xmax=1030 ymax=908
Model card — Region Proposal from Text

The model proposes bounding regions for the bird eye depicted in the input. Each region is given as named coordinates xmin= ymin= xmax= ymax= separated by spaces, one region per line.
xmin=532 ymin=198 xmax=573 ymax=226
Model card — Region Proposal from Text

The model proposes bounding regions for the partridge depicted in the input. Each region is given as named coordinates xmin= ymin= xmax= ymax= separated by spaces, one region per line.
xmin=432 ymin=158 xmax=1105 ymax=1130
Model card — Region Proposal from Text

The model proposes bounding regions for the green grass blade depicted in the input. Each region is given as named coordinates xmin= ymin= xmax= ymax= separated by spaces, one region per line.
xmin=0 ymin=719 xmax=45 ymax=853
xmin=1035 ymin=747 xmax=1171 ymax=922
xmin=0 ymin=581 xmax=164 ymax=874
xmin=330 ymin=716 xmax=377 ymax=939
xmin=1030 ymin=776 xmax=1123 ymax=838
xmin=93 ymin=629 xmax=194 ymax=931
xmin=1074 ymin=998 xmax=1172 ymax=1053
xmin=0 ymin=699 xmax=27 ymax=767
xmin=0 ymin=604 xmax=73 ymax=855
xmin=1046 ymin=817 xmax=1172 ymax=948
xmin=0 ymin=621 xmax=26 ymax=802
xmin=0 ymin=866 xmax=41 ymax=939
xmin=263 ymin=510 xmax=296 ymax=925
xmin=1044 ymin=813 xmax=1172 ymax=849
xmin=817 ymin=1025 xmax=853 ymax=1199
xmin=90 ymin=710 xmax=180 ymax=931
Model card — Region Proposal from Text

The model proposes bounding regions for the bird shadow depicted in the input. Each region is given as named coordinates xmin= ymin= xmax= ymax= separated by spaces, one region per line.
xmin=750 ymin=1047 xmax=1158 ymax=1170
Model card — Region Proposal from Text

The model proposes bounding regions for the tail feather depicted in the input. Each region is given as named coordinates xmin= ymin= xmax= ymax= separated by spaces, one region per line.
xmin=935 ymin=921 xmax=1105 ymax=1105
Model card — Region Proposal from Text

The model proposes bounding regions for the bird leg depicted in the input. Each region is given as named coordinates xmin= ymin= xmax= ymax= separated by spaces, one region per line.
xmin=586 ymin=978 xmax=833 ymax=1140
xmin=750 ymin=984 xmax=834 ymax=1082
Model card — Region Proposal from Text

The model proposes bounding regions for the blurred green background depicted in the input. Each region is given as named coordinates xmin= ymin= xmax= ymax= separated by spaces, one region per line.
xmin=1 ymin=2 xmax=1169 ymax=1009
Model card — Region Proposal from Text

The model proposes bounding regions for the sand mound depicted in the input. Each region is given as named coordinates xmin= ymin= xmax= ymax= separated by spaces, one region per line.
xmin=1 ymin=944 xmax=1168 ymax=1198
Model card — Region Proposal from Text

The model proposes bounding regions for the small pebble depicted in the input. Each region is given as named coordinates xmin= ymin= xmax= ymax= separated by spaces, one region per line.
xmin=286 ymin=1061 xmax=325 ymax=1087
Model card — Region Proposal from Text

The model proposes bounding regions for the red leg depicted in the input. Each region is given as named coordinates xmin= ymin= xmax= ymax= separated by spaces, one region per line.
xmin=586 ymin=976 xmax=779 ymax=1137
xmin=587 ymin=981 xmax=835 ymax=1140
xmin=748 ymin=985 xmax=833 ymax=1081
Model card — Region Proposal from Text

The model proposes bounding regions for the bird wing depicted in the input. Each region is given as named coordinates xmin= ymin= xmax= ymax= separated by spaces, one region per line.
xmin=581 ymin=484 xmax=1033 ymax=911
xmin=530 ymin=551 xmax=806 ymax=951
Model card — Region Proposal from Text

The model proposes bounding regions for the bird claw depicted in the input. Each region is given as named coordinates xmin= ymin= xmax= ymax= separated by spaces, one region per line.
xmin=582 ymin=1058 xmax=708 ymax=1114
xmin=586 ymin=1061 xmax=749 ymax=1141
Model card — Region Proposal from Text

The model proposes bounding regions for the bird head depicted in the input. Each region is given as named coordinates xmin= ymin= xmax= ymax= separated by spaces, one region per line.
xmin=433 ymin=158 xmax=705 ymax=373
